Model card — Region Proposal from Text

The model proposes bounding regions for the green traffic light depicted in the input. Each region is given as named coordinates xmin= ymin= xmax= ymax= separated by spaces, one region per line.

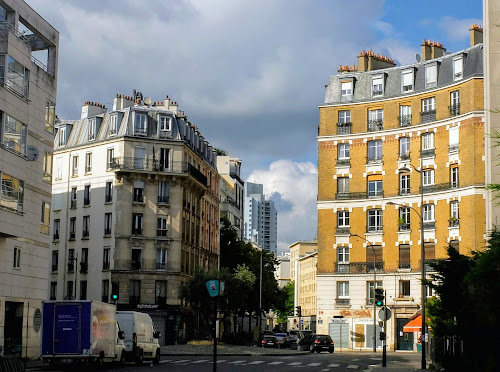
xmin=112 ymin=294 xmax=118 ymax=300
xmin=375 ymin=300 xmax=383 ymax=306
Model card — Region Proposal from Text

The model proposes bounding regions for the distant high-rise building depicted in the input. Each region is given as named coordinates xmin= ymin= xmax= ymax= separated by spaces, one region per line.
xmin=244 ymin=182 xmax=277 ymax=254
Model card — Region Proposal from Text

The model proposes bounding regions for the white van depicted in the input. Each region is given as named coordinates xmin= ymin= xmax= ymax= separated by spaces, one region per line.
xmin=116 ymin=311 xmax=161 ymax=364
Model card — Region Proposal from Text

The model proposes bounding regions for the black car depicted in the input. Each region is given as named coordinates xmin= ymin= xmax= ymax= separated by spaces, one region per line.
xmin=309 ymin=334 xmax=334 ymax=353
xmin=261 ymin=335 xmax=279 ymax=348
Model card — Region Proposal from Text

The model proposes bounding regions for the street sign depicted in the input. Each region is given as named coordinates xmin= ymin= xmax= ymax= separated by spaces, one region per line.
xmin=378 ymin=307 xmax=392 ymax=321
xmin=206 ymin=279 xmax=220 ymax=297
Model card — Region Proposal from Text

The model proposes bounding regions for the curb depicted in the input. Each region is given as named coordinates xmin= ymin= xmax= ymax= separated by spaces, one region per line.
xmin=161 ymin=352 xmax=310 ymax=357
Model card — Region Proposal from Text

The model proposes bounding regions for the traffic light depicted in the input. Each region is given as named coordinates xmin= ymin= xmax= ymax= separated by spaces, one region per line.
xmin=111 ymin=282 xmax=119 ymax=301
xmin=379 ymin=331 xmax=386 ymax=341
xmin=375 ymin=288 xmax=384 ymax=307
xmin=295 ymin=306 xmax=302 ymax=317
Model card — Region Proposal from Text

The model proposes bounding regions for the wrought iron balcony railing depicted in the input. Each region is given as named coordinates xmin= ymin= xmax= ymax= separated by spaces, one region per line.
xmin=156 ymin=263 xmax=166 ymax=270
xmin=398 ymin=114 xmax=412 ymax=127
xmin=80 ymin=262 xmax=88 ymax=273
xmin=367 ymin=226 xmax=383 ymax=233
xmin=158 ymin=196 xmax=169 ymax=204
xmin=399 ymin=223 xmax=410 ymax=232
xmin=335 ymin=192 xmax=366 ymax=200
xmin=336 ymin=227 xmax=350 ymax=235
xmin=336 ymin=159 xmax=350 ymax=167
xmin=449 ymin=219 xmax=460 ymax=227
xmin=420 ymin=110 xmax=436 ymax=124
xmin=368 ymin=119 xmax=384 ymax=132
xmin=420 ymin=148 xmax=435 ymax=158
xmin=449 ymin=103 xmax=460 ymax=116
xmin=423 ymin=222 xmax=436 ymax=230
xmin=335 ymin=261 xmax=384 ymax=274
xmin=399 ymin=152 xmax=411 ymax=161
xmin=337 ymin=122 xmax=352 ymax=135
xmin=398 ymin=261 xmax=411 ymax=269
xmin=335 ymin=298 xmax=351 ymax=306
xmin=102 ymin=262 xmax=110 ymax=270
xmin=449 ymin=144 xmax=459 ymax=153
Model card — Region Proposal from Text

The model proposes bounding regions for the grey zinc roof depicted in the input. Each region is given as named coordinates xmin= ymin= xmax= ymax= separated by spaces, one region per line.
xmin=323 ymin=43 xmax=483 ymax=105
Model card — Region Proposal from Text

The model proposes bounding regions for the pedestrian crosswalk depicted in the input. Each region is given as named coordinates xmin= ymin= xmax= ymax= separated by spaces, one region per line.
xmin=159 ymin=358 xmax=360 ymax=369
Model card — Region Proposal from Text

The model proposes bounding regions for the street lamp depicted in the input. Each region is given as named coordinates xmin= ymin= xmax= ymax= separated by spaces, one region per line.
xmin=350 ymin=233 xmax=377 ymax=353
xmin=388 ymin=161 xmax=427 ymax=370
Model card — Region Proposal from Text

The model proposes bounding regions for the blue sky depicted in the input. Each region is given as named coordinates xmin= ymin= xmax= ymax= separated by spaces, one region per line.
xmin=26 ymin=0 xmax=484 ymax=253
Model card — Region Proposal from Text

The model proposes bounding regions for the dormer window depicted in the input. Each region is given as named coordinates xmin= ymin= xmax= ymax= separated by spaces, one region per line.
xmin=372 ymin=75 xmax=383 ymax=97
xmin=88 ymin=119 xmax=96 ymax=141
xmin=134 ymin=113 xmax=147 ymax=136
xmin=425 ymin=63 xmax=438 ymax=89
xmin=159 ymin=116 xmax=171 ymax=131
xmin=58 ymin=126 xmax=66 ymax=146
xmin=401 ymin=69 xmax=414 ymax=92
xmin=453 ymin=57 xmax=463 ymax=81
xmin=341 ymin=81 xmax=352 ymax=101
xmin=109 ymin=114 xmax=117 ymax=135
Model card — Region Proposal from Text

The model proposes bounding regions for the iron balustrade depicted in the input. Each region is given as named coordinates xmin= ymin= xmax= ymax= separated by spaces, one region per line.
xmin=368 ymin=119 xmax=384 ymax=132
xmin=156 ymin=263 xmax=166 ymax=270
xmin=423 ymin=222 xmax=436 ymax=229
xmin=336 ymin=227 xmax=350 ymax=235
xmin=53 ymin=233 xmax=59 ymax=241
xmin=399 ymin=152 xmax=411 ymax=160
xmin=420 ymin=149 xmax=435 ymax=158
xmin=336 ymin=263 xmax=350 ymax=273
xmin=335 ymin=192 xmax=366 ymax=200
xmin=104 ymin=228 xmax=112 ymax=235
xmin=368 ymin=190 xmax=384 ymax=198
xmin=449 ymin=219 xmax=460 ymax=227
xmin=399 ymin=223 xmax=411 ymax=232
xmin=51 ymin=265 xmax=58 ymax=272
xmin=367 ymin=226 xmax=383 ymax=233
xmin=336 ymin=159 xmax=350 ymax=166
xmin=69 ymin=232 xmax=75 ymax=239
xmin=449 ymin=144 xmax=459 ymax=153
xmin=420 ymin=110 xmax=436 ymax=123
xmin=449 ymin=103 xmax=461 ymax=116
xmin=398 ymin=261 xmax=411 ymax=269
xmin=420 ymin=183 xmax=452 ymax=193
xmin=102 ymin=262 xmax=110 ymax=270
xmin=82 ymin=230 xmax=89 ymax=238
xmin=366 ymin=156 xmax=383 ymax=164
xmin=67 ymin=263 xmax=74 ymax=272
xmin=80 ymin=262 xmax=88 ymax=273
xmin=70 ymin=200 xmax=77 ymax=208
xmin=335 ymin=298 xmax=351 ymax=306
xmin=335 ymin=261 xmax=384 ymax=274
xmin=158 ymin=196 xmax=169 ymax=204
xmin=398 ymin=114 xmax=412 ymax=127
xmin=337 ymin=122 xmax=352 ymax=134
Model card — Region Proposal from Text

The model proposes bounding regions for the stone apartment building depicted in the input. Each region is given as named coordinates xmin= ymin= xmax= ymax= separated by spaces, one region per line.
xmin=0 ymin=0 xmax=58 ymax=358
xmin=50 ymin=94 xmax=219 ymax=345
xmin=317 ymin=27 xmax=484 ymax=352
xmin=217 ymin=156 xmax=244 ymax=238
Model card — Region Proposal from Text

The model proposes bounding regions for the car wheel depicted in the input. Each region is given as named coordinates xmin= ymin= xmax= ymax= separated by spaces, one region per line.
xmin=316 ymin=349 xmax=321 ymax=353
xmin=309 ymin=345 xmax=314 ymax=353
xmin=136 ymin=350 xmax=144 ymax=365
xmin=153 ymin=349 xmax=160 ymax=364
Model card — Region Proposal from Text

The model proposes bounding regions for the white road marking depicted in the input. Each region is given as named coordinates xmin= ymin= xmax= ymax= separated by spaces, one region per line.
xmin=247 ymin=360 xmax=265 ymax=364
xmin=288 ymin=361 xmax=303 ymax=365
xmin=159 ymin=359 xmax=171 ymax=364
xmin=327 ymin=363 xmax=340 ymax=367
xmin=171 ymin=359 xmax=191 ymax=364
xmin=269 ymin=361 xmax=283 ymax=365
xmin=308 ymin=363 xmax=322 ymax=366
xmin=189 ymin=359 xmax=210 ymax=364
xmin=228 ymin=360 xmax=246 ymax=364
xmin=347 ymin=365 xmax=359 ymax=369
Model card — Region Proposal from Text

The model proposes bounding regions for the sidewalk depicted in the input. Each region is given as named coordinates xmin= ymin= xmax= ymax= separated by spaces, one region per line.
xmin=160 ymin=343 xmax=308 ymax=356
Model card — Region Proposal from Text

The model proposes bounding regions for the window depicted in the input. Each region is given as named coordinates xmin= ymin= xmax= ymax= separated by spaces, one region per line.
xmin=450 ymin=167 xmax=459 ymax=188
xmin=399 ymin=244 xmax=411 ymax=269
xmin=68 ymin=249 xmax=75 ymax=272
xmin=103 ymin=247 xmax=110 ymax=270
xmin=337 ymin=281 xmax=349 ymax=298
xmin=424 ymin=242 xmax=436 ymax=260
xmin=66 ymin=281 xmax=74 ymax=300
xmin=132 ymin=213 xmax=143 ymax=235
xmin=106 ymin=148 xmax=114 ymax=169
xmin=449 ymin=127 xmax=459 ymax=153
xmin=450 ymin=240 xmax=460 ymax=253
xmin=133 ymin=180 xmax=144 ymax=203
xmin=450 ymin=91 xmax=460 ymax=115
xmin=130 ymin=280 xmax=141 ymax=304
xmin=368 ymin=109 xmax=383 ymax=131
xmin=104 ymin=213 xmax=112 ymax=235
xmin=159 ymin=148 xmax=169 ymax=171
xmin=400 ymin=173 xmax=410 ymax=195
xmin=155 ymin=281 xmax=167 ymax=305
xmin=4 ymin=56 xmax=30 ymax=98
xmin=45 ymin=100 xmax=56 ymax=133
xmin=83 ymin=215 xmax=90 ymax=238
xmin=85 ymin=152 xmax=92 ymax=173
xmin=367 ymin=140 xmax=382 ymax=162
xmin=399 ymin=207 xmax=410 ymax=231
xmin=53 ymin=219 xmax=60 ymax=240
xmin=399 ymin=280 xmax=411 ymax=297
xmin=366 ymin=245 xmax=383 ymax=268
xmin=158 ymin=182 xmax=170 ymax=204
xmin=50 ymin=282 xmax=57 ymax=300
xmin=399 ymin=105 xmax=412 ymax=126
xmin=83 ymin=185 xmax=91 ymax=206
xmin=367 ymin=209 xmax=383 ymax=232
xmin=43 ymin=151 xmax=52 ymax=182
xmin=69 ymin=217 xmax=76 ymax=239
xmin=367 ymin=281 xmax=383 ymax=304
xmin=425 ymin=64 xmax=437 ymax=88
xmin=453 ymin=57 xmax=463 ymax=80
xmin=422 ymin=132 xmax=435 ymax=150
xmin=367 ymin=176 xmax=383 ymax=197
xmin=341 ymin=81 xmax=352 ymax=101
xmin=338 ymin=246 xmax=349 ymax=263
xmin=88 ymin=118 xmax=96 ymax=141
xmin=102 ymin=280 xmax=109 ymax=303
xmin=156 ymin=248 xmax=167 ymax=270
xmin=80 ymin=281 xmax=87 ymax=300
xmin=337 ymin=211 xmax=350 ymax=227
xmin=134 ymin=147 xmax=146 ymax=169
xmin=337 ymin=177 xmax=349 ymax=194
xmin=159 ymin=116 xmax=171 ymax=132
xmin=134 ymin=113 xmax=147 ymax=135
xmin=55 ymin=157 xmax=62 ymax=180
xmin=105 ymin=181 xmax=113 ymax=203
xmin=41 ymin=201 xmax=51 ymax=232
xmin=0 ymin=173 xmax=24 ymax=212
xmin=399 ymin=137 xmax=410 ymax=159
xmin=157 ymin=217 xmax=168 ymax=237
xmin=372 ymin=75 xmax=384 ymax=96
xmin=81 ymin=248 xmax=88 ymax=273
xmin=109 ymin=114 xmax=118 ymax=135
xmin=72 ymin=156 xmax=78 ymax=177
xmin=401 ymin=69 xmax=414 ymax=92
xmin=423 ymin=204 xmax=435 ymax=222
xmin=423 ymin=170 xmax=435 ymax=186
xmin=13 ymin=246 xmax=20 ymax=268
xmin=131 ymin=248 xmax=142 ymax=270
xmin=338 ymin=143 xmax=350 ymax=160
xmin=450 ymin=201 xmax=459 ymax=224
xmin=58 ymin=126 xmax=66 ymax=146
xmin=51 ymin=250 xmax=58 ymax=272
xmin=1 ymin=113 xmax=27 ymax=155
xmin=421 ymin=97 xmax=436 ymax=123
xmin=70 ymin=187 xmax=77 ymax=208
xmin=338 ymin=110 xmax=351 ymax=124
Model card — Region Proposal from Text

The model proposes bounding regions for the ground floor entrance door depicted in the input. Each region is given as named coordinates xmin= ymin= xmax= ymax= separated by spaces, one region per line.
xmin=397 ymin=318 xmax=414 ymax=350
xmin=4 ymin=302 xmax=23 ymax=356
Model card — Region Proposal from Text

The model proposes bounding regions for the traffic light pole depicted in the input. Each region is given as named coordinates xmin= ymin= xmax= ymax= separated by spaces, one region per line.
xmin=382 ymin=290 xmax=387 ymax=367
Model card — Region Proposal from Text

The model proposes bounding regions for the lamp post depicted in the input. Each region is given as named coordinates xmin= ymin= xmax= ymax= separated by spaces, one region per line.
xmin=350 ymin=233 xmax=377 ymax=353
xmin=388 ymin=160 xmax=426 ymax=370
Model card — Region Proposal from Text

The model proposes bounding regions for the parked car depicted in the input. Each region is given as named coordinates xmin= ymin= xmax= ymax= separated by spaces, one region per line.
xmin=273 ymin=333 xmax=289 ymax=348
xmin=296 ymin=332 xmax=314 ymax=351
xmin=288 ymin=330 xmax=299 ymax=343
xmin=309 ymin=334 xmax=334 ymax=353
xmin=261 ymin=335 xmax=279 ymax=348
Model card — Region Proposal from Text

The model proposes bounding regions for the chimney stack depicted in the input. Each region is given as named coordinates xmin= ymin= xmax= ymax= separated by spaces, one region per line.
xmin=81 ymin=101 xmax=107 ymax=119
xmin=470 ymin=24 xmax=483 ymax=46
xmin=112 ymin=94 xmax=134 ymax=111
xmin=357 ymin=50 xmax=395 ymax=71
xmin=421 ymin=40 xmax=446 ymax=61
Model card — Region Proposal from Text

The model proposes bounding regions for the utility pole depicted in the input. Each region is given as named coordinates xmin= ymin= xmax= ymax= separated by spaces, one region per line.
xmin=382 ymin=290 xmax=387 ymax=367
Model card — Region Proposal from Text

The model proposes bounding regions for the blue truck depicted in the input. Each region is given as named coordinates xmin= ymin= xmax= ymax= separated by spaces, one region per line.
xmin=41 ymin=300 xmax=125 ymax=367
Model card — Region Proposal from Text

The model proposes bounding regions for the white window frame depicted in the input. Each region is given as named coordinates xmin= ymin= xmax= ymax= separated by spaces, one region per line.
xmin=88 ymin=118 xmax=96 ymax=141
xmin=337 ymin=177 xmax=350 ymax=194
xmin=368 ymin=179 xmax=383 ymax=197
xmin=338 ymin=110 xmax=351 ymax=124
xmin=72 ymin=155 xmax=78 ymax=177
xmin=422 ymin=97 xmax=436 ymax=112
xmin=451 ymin=91 xmax=460 ymax=107
xmin=367 ymin=140 xmax=383 ymax=161
xmin=423 ymin=170 xmax=434 ymax=186
xmin=337 ymin=211 xmax=350 ymax=227
xmin=400 ymin=174 xmax=410 ymax=194
xmin=85 ymin=152 xmax=92 ymax=173
xmin=372 ymin=75 xmax=384 ymax=96
xmin=425 ymin=64 xmax=438 ymax=88
xmin=423 ymin=204 xmax=435 ymax=222
xmin=134 ymin=113 xmax=148 ymax=136
xmin=132 ymin=213 xmax=143 ymax=234
xmin=157 ymin=216 xmax=168 ymax=236
xmin=158 ymin=182 xmax=170 ymax=204
xmin=422 ymin=132 xmax=435 ymax=150
xmin=159 ymin=115 xmax=171 ymax=132
xmin=400 ymin=105 xmax=411 ymax=116
xmin=337 ymin=246 xmax=349 ymax=263
xmin=337 ymin=281 xmax=349 ymax=298
xmin=450 ymin=201 xmax=459 ymax=220
xmin=401 ymin=69 xmax=414 ymax=92
xmin=338 ymin=143 xmax=350 ymax=159
xmin=399 ymin=137 xmax=410 ymax=156
xmin=104 ymin=212 xmax=112 ymax=234
xmin=368 ymin=209 xmax=383 ymax=231
xmin=156 ymin=248 xmax=167 ymax=270
xmin=368 ymin=108 xmax=383 ymax=122
xmin=105 ymin=181 xmax=113 ymax=203
xmin=109 ymin=114 xmax=118 ymax=135
xmin=58 ymin=126 xmax=66 ymax=146
xmin=449 ymin=126 xmax=459 ymax=146
xmin=453 ymin=57 xmax=463 ymax=81
xmin=400 ymin=207 xmax=411 ymax=224
xmin=451 ymin=167 xmax=459 ymax=188
xmin=341 ymin=81 xmax=352 ymax=101
xmin=106 ymin=147 xmax=115 ymax=169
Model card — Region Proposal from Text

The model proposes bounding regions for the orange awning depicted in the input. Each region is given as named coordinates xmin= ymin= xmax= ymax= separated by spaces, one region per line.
xmin=403 ymin=315 xmax=422 ymax=332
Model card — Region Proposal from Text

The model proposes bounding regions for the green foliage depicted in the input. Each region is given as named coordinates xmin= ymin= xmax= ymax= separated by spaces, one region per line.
xmin=275 ymin=281 xmax=295 ymax=323
xmin=214 ymin=147 xmax=228 ymax=156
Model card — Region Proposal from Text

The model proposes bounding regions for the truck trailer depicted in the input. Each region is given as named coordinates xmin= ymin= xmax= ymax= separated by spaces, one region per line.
xmin=41 ymin=300 xmax=125 ymax=367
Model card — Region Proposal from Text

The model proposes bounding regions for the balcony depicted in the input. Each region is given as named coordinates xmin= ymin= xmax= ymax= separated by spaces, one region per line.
xmin=80 ymin=262 xmax=88 ymax=273
xmin=51 ymin=264 xmax=58 ymax=272
xmin=335 ymin=261 xmax=384 ymax=274
xmin=398 ymin=114 xmax=412 ymax=127
xmin=449 ymin=219 xmax=460 ymax=227
xmin=335 ymin=298 xmax=351 ymax=306
xmin=420 ymin=110 xmax=436 ymax=124
xmin=450 ymin=181 xmax=459 ymax=189
xmin=366 ymin=156 xmax=383 ymax=164
xmin=399 ymin=188 xmax=411 ymax=196
xmin=53 ymin=233 xmax=59 ymax=241
xmin=449 ymin=103 xmax=460 ymax=116
xmin=132 ymin=228 xmax=142 ymax=236
xmin=372 ymin=89 xmax=383 ymax=97
xmin=336 ymin=159 xmax=350 ymax=167
xmin=367 ymin=226 xmax=383 ymax=233
xmin=335 ymin=192 xmax=366 ymax=200
xmin=423 ymin=222 xmax=436 ymax=230
xmin=367 ymin=190 xmax=384 ymax=198
xmin=69 ymin=232 xmax=75 ymax=240
xmin=133 ymin=195 xmax=144 ymax=203
xmin=399 ymin=223 xmax=410 ymax=232
xmin=70 ymin=200 xmax=77 ymax=209
xmin=420 ymin=148 xmax=435 ymax=158
xmin=420 ymin=183 xmax=451 ymax=193
xmin=367 ymin=119 xmax=384 ymax=132
xmin=156 ymin=262 xmax=166 ymax=270
xmin=104 ymin=228 xmax=112 ymax=236
xmin=337 ymin=122 xmax=352 ymax=135
xmin=336 ymin=227 xmax=350 ymax=235
xmin=105 ymin=195 xmax=112 ymax=203
xmin=398 ymin=152 xmax=411 ymax=161
xmin=83 ymin=198 xmax=90 ymax=206
xmin=67 ymin=263 xmax=74 ymax=272
xmin=449 ymin=144 xmax=459 ymax=153
xmin=398 ymin=261 xmax=411 ymax=269
xmin=187 ymin=163 xmax=208 ymax=186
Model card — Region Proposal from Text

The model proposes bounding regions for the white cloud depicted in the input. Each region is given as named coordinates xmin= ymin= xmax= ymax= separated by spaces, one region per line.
xmin=247 ymin=160 xmax=318 ymax=255
xmin=437 ymin=16 xmax=482 ymax=42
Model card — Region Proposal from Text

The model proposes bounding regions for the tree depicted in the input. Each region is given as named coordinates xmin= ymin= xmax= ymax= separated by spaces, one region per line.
xmin=275 ymin=281 xmax=294 ymax=324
